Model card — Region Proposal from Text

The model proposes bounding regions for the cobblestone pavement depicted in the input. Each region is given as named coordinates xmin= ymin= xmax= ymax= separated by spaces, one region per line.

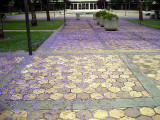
xmin=1 ymin=17 xmax=160 ymax=120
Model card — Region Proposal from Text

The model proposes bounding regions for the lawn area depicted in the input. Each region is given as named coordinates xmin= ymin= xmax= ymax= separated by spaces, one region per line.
xmin=125 ymin=19 xmax=160 ymax=30
xmin=0 ymin=32 xmax=53 ymax=52
xmin=2 ymin=19 xmax=64 ymax=30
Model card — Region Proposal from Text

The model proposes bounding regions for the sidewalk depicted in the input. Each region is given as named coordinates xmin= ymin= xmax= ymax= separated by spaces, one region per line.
xmin=0 ymin=16 xmax=160 ymax=119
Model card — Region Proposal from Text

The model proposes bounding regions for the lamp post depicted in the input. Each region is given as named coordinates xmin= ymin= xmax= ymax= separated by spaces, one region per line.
xmin=64 ymin=0 xmax=66 ymax=25
xmin=139 ymin=0 xmax=143 ymax=25
xmin=24 ymin=0 xmax=32 ymax=55
xmin=125 ymin=1 xmax=127 ymax=16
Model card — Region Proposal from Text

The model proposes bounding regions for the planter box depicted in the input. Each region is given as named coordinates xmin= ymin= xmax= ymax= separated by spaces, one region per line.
xmin=99 ymin=16 xmax=104 ymax=27
xmin=93 ymin=14 xmax=96 ymax=20
xmin=96 ymin=17 xmax=100 ymax=24
xmin=104 ymin=17 xmax=118 ymax=31
xmin=76 ymin=13 xmax=80 ymax=20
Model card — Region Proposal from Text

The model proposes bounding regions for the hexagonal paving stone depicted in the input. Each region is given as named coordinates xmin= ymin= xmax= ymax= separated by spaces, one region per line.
xmin=90 ymin=93 xmax=103 ymax=99
xmin=23 ymin=94 xmax=36 ymax=100
xmin=71 ymin=88 xmax=83 ymax=94
xmin=137 ymin=115 xmax=153 ymax=120
xmin=33 ymin=89 xmax=45 ymax=94
xmin=64 ymin=93 xmax=76 ymax=100
xmin=104 ymin=92 xmax=117 ymax=99
xmin=93 ymin=110 xmax=108 ymax=119
xmin=124 ymin=108 xmax=141 ymax=118
xmin=121 ymin=86 xmax=133 ymax=92
xmin=129 ymin=91 xmax=143 ymax=97
xmin=66 ymin=83 xmax=77 ymax=89
xmin=77 ymin=93 xmax=90 ymax=100
xmin=124 ymin=82 xmax=135 ymax=87
xmin=60 ymin=110 xmax=76 ymax=119
xmin=10 ymin=94 xmax=22 ymax=100
xmin=109 ymin=109 xmax=125 ymax=119
xmin=0 ymin=110 xmax=13 ymax=119
xmin=50 ymin=93 xmax=63 ymax=100
xmin=76 ymin=110 xmax=92 ymax=119
xmin=84 ymin=88 xmax=96 ymax=93
xmin=141 ymin=91 xmax=150 ymax=97
xmin=154 ymin=106 xmax=160 ymax=114
xmin=120 ymin=116 xmax=135 ymax=120
xmin=152 ymin=115 xmax=160 ymax=120
xmin=139 ymin=107 xmax=155 ymax=116
xmin=108 ymin=87 xmax=121 ymax=93
xmin=89 ymin=83 xmax=100 ymax=88
xmin=46 ymin=88 xmax=57 ymax=94
xmin=12 ymin=110 xmax=28 ymax=120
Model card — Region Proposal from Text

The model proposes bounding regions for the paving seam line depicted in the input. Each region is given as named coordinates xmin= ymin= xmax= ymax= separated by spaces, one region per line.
xmin=4 ymin=30 xmax=55 ymax=32
xmin=34 ymin=49 xmax=160 ymax=56
xmin=86 ymin=20 xmax=111 ymax=50
xmin=0 ymin=97 xmax=157 ymax=110
xmin=118 ymin=53 xmax=160 ymax=105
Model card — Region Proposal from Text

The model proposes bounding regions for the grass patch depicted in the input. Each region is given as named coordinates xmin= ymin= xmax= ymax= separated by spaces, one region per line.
xmin=2 ymin=19 xmax=64 ymax=30
xmin=125 ymin=19 xmax=160 ymax=30
xmin=0 ymin=32 xmax=53 ymax=52
xmin=6 ymin=13 xmax=21 ymax=16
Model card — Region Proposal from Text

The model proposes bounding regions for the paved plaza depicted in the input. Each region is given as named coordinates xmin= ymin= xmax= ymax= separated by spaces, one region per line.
xmin=0 ymin=12 xmax=160 ymax=119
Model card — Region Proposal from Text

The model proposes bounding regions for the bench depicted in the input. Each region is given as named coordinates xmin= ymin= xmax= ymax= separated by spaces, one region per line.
xmin=76 ymin=12 xmax=96 ymax=20
xmin=143 ymin=11 xmax=160 ymax=19
xmin=143 ymin=11 xmax=155 ymax=16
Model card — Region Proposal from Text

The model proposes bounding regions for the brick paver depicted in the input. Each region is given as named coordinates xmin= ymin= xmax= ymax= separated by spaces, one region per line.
xmin=0 ymin=16 xmax=160 ymax=120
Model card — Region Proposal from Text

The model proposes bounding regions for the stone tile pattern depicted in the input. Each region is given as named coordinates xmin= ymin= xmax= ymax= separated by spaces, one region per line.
xmin=89 ymin=19 xmax=159 ymax=50
xmin=0 ymin=55 xmax=149 ymax=101
xmin=129 ymin=55 xmax=160 ymax=89
xmin=0 ymin=57 xmax=24 ymax=80
xmin=1 ymin=106 xmax=160 ymax=120
xmin=98 ymin=31 xmax=158 ymax=50
xmin=118 ymin=20 xmax=160 ymax=48
xmin=50 ymin=20 xmax=104 ymax=51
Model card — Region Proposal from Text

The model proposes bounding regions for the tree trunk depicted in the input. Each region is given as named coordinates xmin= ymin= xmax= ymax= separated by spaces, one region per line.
xmin=134 ymin=0 xmax=139 ymax=10
xmin=30 ymin=2 xmax=37 ymax=26
xmin=46 ymin=0 xmax=50 ymax=21
xmin=18 ymin=9 xmax=21 ymax=14
xmin=121 ymin=4 xmax=123 ymax=10
xmin=0 ymin=10 xmax=5 ymax=38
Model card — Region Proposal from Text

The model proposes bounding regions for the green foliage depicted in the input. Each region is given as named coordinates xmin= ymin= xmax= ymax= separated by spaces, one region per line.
xmin=111 ymin=0 xmax=124 ymax=7
xmin=96 ymin=10 xmax=118 ymax=20
xmin=0 ymin=32 xmax=53 ymax=52
xmin=103 ymin=12 xmax=119 ymax=20
xmin=95 ymin=10 xmax=107 ymax=17
xmin=13 ymin=0 xmax=24 ymax=10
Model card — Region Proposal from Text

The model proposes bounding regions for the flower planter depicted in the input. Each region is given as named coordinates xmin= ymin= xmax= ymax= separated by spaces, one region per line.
xmin=93 ymin=13 xmax=96 ymax=20
xmin=96 ymin=17 xmax=100 ymax=24
xmin=99 ymin=16 xmax=104 ymax=27
xmin=104 ymin=17 xmax=118 ymax=31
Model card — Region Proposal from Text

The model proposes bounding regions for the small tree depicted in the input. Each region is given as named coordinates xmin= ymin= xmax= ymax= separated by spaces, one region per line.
xmin=13 ymin=0 xmax=24 ymax=14
xmin=144 ymin=0 xmax=154 ymax=11
xmin=0 ymin=0 xmax=12 ymax=38
xmin=110 ymin=0 xmax=124 ymax=9
xmin=97 ymin=0 xmax=106 ymax=9
xmin=29 ymin=0 xmax=38 ymax=26
xmin=42 ymin=0 xmax=51 ymax=21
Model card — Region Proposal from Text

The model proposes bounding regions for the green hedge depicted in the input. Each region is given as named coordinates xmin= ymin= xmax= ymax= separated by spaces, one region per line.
xmin=96 ymin=10 xmax=119 ymax=20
